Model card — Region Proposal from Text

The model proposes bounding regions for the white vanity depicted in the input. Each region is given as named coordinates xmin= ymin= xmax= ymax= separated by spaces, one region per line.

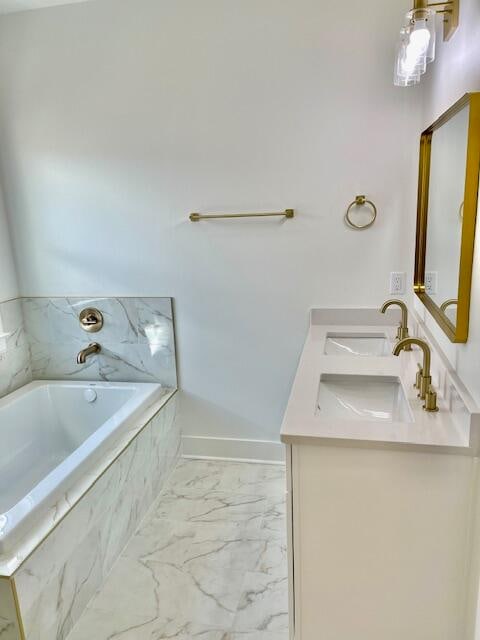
xmin=281 ymin=308 xmax=480 ymax=640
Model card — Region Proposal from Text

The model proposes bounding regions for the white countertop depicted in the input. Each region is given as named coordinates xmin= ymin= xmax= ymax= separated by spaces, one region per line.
xmin=281 ymin=308 xmax=477 ymax=453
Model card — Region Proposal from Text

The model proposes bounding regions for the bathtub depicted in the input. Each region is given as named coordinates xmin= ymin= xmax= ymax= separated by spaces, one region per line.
xmin=0 ymin=380 xmax=164 ymax=557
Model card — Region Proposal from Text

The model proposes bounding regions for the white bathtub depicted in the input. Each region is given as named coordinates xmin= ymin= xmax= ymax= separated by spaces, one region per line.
xmin=0 ymin=380 xmax=164 ymax=557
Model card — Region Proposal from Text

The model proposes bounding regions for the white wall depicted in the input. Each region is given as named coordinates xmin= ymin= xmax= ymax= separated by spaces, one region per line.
xmin=0 ymin=0 xmax=420 ymax=445
xmin=416 ymin=0 xmax=480 ymax=406
xmin=0 ymin=187 xmax=18 ymax=301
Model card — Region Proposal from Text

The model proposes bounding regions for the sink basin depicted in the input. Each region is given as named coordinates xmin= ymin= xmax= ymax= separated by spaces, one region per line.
xmin=324 ymin=333 xmax=390 ymax=357
xmin=317 ymin=374 xmax=412 ymax=423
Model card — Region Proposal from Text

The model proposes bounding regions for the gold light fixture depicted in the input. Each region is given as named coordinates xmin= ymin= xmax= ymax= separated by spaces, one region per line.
xmin=394 ymin=0 xmax=459 ymax=87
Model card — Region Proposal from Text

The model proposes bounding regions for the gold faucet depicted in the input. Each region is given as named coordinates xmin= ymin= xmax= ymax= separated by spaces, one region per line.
xmin=77 ymin=342 xmax=101 ymax=364
xmin=379 ymin=299 xmax=412 ymax=350
xmin=440 ymin=299 xmax=458 ymax=313
xmin=393 ymin=337 xmax=439 ymax=412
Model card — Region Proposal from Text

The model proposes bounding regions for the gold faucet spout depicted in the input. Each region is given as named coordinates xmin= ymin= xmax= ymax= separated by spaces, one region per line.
xmin=393 ymin=337 xmax=437 ymax=411
xmin=393 ymin=337 xmax=431 ymax=377
xmin=380 ymin=299 xmax=411 ymax=347
xmin=77 ymin=342 xmax=101 ymax=364
xmin=440 ymin=298 xmax=458 ymax=312
xmin=380 ymin=299 xmax=408 ymax=329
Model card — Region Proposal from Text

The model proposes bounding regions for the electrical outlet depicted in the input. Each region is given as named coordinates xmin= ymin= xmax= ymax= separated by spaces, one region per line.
xmin=390 ymin=272 xmax=406 ymax=295
xmin=425 ymin=271 xmax=437 ymax=295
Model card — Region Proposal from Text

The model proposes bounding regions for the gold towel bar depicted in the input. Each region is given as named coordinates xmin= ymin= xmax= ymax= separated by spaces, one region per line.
xmin=189 ymin=209 xmax=294 ymax=222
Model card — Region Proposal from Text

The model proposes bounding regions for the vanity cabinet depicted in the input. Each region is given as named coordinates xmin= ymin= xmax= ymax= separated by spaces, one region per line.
xmin=286 ymin=441 xmax=477 ymax=640
xmin=281 ymin=308 xmax=480 ymax=640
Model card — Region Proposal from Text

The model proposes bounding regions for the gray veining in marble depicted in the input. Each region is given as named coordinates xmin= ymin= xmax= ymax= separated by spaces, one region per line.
xmin=66 ymin=459 xmax=288 ymax=640
xmin=0 ymin=296 xmax=176 ymax=399
xmin=22 ymin=297 xmax=177 ymax=388
xmin=0 ymin=298 xmax=32 ymax=399
xmin=0 ymin=578 xmax=22 ymax=640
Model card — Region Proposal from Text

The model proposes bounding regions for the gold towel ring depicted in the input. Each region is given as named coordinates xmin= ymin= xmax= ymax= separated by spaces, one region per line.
xmin=345 ymin=195 xmax=377 ymax=230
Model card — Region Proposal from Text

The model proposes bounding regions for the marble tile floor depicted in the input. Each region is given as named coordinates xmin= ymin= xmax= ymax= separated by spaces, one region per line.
xmin=67 ymin=458 xmax=289 ymax=640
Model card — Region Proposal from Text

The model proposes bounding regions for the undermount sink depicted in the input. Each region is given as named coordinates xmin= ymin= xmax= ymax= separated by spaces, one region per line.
xmin=324 ymin=333 xmax=390 ymax=357
xmin=317 ymin=374 xmax=413 ymax=423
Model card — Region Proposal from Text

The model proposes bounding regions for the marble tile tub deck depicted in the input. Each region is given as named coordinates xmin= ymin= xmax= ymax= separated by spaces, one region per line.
xmin=67 ymin=459 xmax=289 ymax=640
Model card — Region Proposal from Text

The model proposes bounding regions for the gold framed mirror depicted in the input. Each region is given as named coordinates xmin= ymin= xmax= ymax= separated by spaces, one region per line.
xmin=414 ymin=92 xmax=480 ymax=343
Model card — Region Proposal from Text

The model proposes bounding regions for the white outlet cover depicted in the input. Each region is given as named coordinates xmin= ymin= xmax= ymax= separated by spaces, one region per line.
xmin=390 ymin=272 xmax=406 ymax=295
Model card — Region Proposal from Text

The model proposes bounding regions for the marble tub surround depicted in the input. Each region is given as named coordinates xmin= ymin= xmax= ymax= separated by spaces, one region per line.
xmin=9 ymin=392 xmax=180 ymax=640
xmin=66 ymin=459 xmax=288 ymax=640
xmin=0 ymin=296 xmax=176 ymax=398
xmin=0 ymin=578 xmax=23 ymax=640
xmin=0 ymin=298 xmax=32 ymax=399
xmin=21 ymin=297 xmax=177 ymax=388
xmin=281 ymin=308 xmax=480 ymax=453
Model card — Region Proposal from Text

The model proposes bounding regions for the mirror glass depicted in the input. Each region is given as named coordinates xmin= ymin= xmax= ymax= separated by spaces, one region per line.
xmin=424 ymin=103 xmax=469 ymax=328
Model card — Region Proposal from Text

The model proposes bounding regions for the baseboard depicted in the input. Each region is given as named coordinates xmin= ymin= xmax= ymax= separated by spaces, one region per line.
xmin=182 ymin=435 xmax=285 ymax=464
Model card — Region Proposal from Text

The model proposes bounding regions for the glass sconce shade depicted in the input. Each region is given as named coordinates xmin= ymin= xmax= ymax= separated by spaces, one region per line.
xmin=425 ymin=10 xmax=436 ymax=62
xmin=394 ymin=71 xmax=420 ymax=86
xmin=393 ymin=0 xmax=460 ymax=88
xmin=394 ymin=9 xmax=436 ymax=87
xmin=394 ymin=27 xmax=421 ymax=86
xmin=407 ymin=9 xmax=436 ymax=63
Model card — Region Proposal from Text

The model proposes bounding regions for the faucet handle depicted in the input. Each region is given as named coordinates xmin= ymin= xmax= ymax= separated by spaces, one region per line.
xmin=396 ymin=324 xmax=403 ymax=341
xmin=399 ymin=325 xmax=412 ymax=348
xmin=424 ymin=385 xmax=439 ymax=413
xmin=415 ymin=363 xmax=423 ymax=389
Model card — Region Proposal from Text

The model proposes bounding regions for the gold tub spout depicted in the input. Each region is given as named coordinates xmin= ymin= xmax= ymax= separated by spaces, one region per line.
xmin=77 ymin=342 xmax=101 ymax=364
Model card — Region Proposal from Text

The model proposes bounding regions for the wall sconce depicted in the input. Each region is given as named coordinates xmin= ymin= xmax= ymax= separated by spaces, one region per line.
xmin=394 ymin=0 xmax=459 ymax=86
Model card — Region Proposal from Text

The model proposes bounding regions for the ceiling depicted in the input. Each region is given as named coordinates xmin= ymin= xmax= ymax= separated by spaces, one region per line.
xmin=0 ymin=0 xmax=92 ymax=14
